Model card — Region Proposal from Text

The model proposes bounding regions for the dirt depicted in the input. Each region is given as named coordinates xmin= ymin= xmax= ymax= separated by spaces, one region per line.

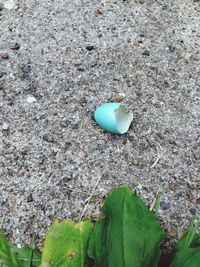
xmin=0 ymin=0 xmax=200 ymax=253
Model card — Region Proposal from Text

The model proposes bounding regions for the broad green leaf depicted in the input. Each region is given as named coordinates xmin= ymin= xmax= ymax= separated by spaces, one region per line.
xmin=170 ymin=248 xmax=200 ymax=267
xmin=88 ymin=187 xmax=165 ymax=267
xmin=13 ymin=245 xmax=41 ymax=267
xmin=40 ymin=220 xmax=93 ymax=267
xmin=0 ymin=231 xmax=41 ymax=267
xmin=0 ymin=231 xmax=20 ymax=267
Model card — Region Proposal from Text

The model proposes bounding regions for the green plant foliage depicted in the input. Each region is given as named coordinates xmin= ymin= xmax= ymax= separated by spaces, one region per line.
xmin=175 ymin=219 xmax=200 ymax=252
xmin=0 ymin=231 xmax=20 ymax=267
xmin=169 ymin=248 xmax=200 ymax=267
xmin=170 ymin=218 xmax=200 ymax=267
xmin=40 ymin=220 xmax=93 ymax=267
xmin=1 ymin=187 xmax=199 ymax=267
xmin=88 ymin=187 xmax=165 ymax=267
xmin=14 ymin=245 xmax=41 ymax=267
xmin=0 ymin=231 xmax=41 ymax=267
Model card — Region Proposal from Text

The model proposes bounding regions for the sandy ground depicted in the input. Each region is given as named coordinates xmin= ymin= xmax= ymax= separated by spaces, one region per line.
xmin=1 ymin=0 xmax=200 ymax=258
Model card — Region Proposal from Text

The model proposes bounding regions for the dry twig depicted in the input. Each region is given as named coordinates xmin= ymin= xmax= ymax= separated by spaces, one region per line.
xmin=151 ymin=144 xmax=161 ymax=168
xmin=79 ymin=175 xmax=102 ymax=221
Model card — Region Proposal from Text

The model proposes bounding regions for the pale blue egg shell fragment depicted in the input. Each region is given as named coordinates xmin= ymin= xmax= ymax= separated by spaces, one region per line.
xmin=94 ymin=102 xmax=133 ymax=134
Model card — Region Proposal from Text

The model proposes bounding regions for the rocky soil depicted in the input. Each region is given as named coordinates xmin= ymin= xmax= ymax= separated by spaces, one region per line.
xmin=1 ymin=0 xmax=200 ymax=259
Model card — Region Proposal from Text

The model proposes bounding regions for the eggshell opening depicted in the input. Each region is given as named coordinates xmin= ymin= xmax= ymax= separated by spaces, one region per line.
xmin=115 ymin=105 xmax=133 ymax=134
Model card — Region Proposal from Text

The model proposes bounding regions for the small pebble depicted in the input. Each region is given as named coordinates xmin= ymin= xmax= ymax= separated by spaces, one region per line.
xmin=169 ymin=139 xmax=177 ymax=145
xmin=2 ymin=122 xmax=9 ymax=131
xmin=90 ymin=61 xmax=98 ymax=68
xmin=0 ymin=72 xmax=6 ymax=78
xmin=97 ymin=31 xmax=102 ymax=38
xmin=160 ymin=201 xmax=170 ymax=210
xmin=189 ymin=208 xmax=196 ymax=215
xmin=0 ymin=52 xmax=9 ymax=59
xmin=27 ymin=193 xmax=33 ymax=203
xmin=64 ymin=142 xmax=71 ymax=151
xmin=184 ymin=52 xmax=192 ymax=61
xmin=10 ymin=42 xmax=20 ymax=50
xmin=86 ymin=45 xmax=95 ymax=51
xmin=97 ymin=7 xmax=103 ymax=15
xmin=142 ymin=49 xmax=150 ymax=56
xmin=21 ymin=65 xmax=31 ymax=74
xmin=60 ymin=120 xmax=68 ymax=128
xmin=139 ymin=164 xmax=144 ymax=169
xmin=132 ymin=159 xmax=139 ymax=166
xmin=168 ymin=45 xmax=175 ymax=52
xmin=43 ymin=133 xmax=54 ymax=143
xmin=77 ymin=66 xmax=85 ymax=71
xmin=26 ymin=96 xmax=36 ymax=103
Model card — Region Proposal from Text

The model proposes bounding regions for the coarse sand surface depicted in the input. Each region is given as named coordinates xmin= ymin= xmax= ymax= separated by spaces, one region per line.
xmin=0 ymin=0 xmax=200 ymax=261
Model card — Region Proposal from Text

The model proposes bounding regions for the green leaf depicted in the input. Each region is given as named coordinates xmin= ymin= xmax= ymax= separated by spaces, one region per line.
xmin=0 ymin=231 xmax=41 ymax=267
xmin=14 ymin=245 xmax=41 ymax=267
xmin=170 ymin=248 xmax=200 ymax=267
xmin=40 ymin=220 xmax=93 ymax=267
xmin=0 ymin=231 xmax=20 ymax=267
xmin=88 ymin=187 xmax=165 ymax=267
xmin=170 ymin=218 xmax=200 ymax=267
xmin=175 ymin=219 xmax=200 ymax=252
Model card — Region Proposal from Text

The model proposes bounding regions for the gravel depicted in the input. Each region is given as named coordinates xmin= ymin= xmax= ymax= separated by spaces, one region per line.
xmin=160 ymin=201 xmax=170 ymax=211
xmin=0 ymin=0 xmax=200 ymax=256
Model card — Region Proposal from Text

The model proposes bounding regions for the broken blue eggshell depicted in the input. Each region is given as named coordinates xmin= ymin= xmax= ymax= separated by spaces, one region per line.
xmin=94 ymin=103 xmax=133 ymax=134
